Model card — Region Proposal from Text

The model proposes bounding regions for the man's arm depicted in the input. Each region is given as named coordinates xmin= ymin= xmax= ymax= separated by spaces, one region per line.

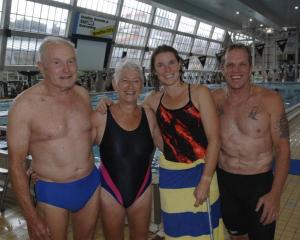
xmin=8 ymin=99 xmax=51 ymax=239
xmin=256 ymin=91 xmax=290 ymax=225
xmin=91 ymin=110 xmax=107 ymax=145
xmin=142 ymin=90 xmax=160 ymax=112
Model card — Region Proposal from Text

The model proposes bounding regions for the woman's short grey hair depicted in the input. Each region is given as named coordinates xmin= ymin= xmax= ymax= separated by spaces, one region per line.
xmin=37 ymin=36 xmax=75 ymax=62
xmin=113 ymin=60 xmax=145 ymax=83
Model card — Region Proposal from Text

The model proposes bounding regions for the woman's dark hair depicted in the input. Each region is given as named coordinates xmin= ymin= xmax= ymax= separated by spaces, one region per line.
xmin=150 ymin=45 xmax=184 ymax=91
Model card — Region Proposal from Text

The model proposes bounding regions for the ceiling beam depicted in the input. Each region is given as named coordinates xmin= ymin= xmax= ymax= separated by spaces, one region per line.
xmin=238 ymin=0 xmax=285 ymax=28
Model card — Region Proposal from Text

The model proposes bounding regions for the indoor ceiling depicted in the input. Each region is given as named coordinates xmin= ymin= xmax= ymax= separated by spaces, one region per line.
xmin=150 ymin=0 xmax=300 ymax=32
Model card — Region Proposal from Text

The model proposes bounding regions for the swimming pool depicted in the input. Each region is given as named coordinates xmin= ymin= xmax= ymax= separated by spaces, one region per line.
xmin=1 ymin=83 xmax=300 ymax=173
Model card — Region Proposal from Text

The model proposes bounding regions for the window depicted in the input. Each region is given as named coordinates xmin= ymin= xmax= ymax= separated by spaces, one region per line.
xmin=110 ymin=47 xmax=142 ymax=68
xmin=0 ymin=0 xmax=3 ymax=26
xmin=5 ymin=36 xmax=42 ymax=65
xmin=49 ymin=0 xmax=71 ymax=3
xmin=147 ymin=29 xmax=172 ymax=48
xmin=233 ymin=32 xmax=253 ymax=45
xmin=121 ymin=0 xmax=152 ymax=23
xmin=153 ymin=8 xmax=177 ymax=29
xmin=115 ymin=21 xmax=147 ymax=46
xmin=10 ymin=0 xmax=68 ymax=36
xmin=204 ymin=57 xmax=217 ymax=70
xmin=173 ymin=34 xmax=192 ymax=53
xmin=211 ymin=27 xmax=225 ymax=41
xmin=142 ymin=50 xmax=153 ymax=69
xmin=177 ymin=16 xmax=196 ymax=34
xmin=207 ymin=42 xmax=221 ymax=56
xmin=197 ymin=22 xmax=212 ymax=38
xmin=77 ymin=0 xmax=119 ymax=15
xmin=192 ymin=38 xmax=207 ymax=54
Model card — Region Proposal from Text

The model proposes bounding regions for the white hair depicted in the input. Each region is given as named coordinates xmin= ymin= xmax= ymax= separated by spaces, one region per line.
xmin=37 ymin=36 xmax=75 ymax=62
xmin=113 ymin=60 xmax=145 ymax=83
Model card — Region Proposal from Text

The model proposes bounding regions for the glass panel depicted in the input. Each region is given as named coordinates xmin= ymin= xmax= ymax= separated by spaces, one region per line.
xmin=211 ymin=27 xmax=225 ymax=41
xmin=121 ymin=0 xmax=152 ymax=23
xmin=77 ymin=0 xmax=119 ymax=15
xmin=110 ymin=47 xmax=142 ymax=68
xmin=153 ymin=8 xmax=177 ymax=29
xmin=173 ymin=34 xmax=192 ymax=53
xmin=5 ymin=36 xmax=42 ymax=65
xmin=10 ymin=0 xmax=68 ymax=36
xmin=204 ymin=57 xmax=217 ymax=70
xmin=192 ymin=38 xmax=208 ymax=54
xmin=142 ymin=50 xmax=153 ymax=69
xmin=49 ymin=0 xmax=71 ymax=3
xmin=147 ymin=29 xmax=172 ymax=48
xmin=0 ymin=0 xmax=3 ymax=26
xmin=197 ymin=22 xmax=212 ymax=38
xmin=115 ymin=21 xmax=147 ymax=46
xmin=207 ymin=42 xmax=221 ymax=55
xmin=177 ymin=16 xmax=196 ymax=34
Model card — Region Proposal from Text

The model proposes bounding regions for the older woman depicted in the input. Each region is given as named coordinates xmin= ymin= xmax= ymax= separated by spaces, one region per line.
xmin=92 ymin=60 xmax=163 ymax=240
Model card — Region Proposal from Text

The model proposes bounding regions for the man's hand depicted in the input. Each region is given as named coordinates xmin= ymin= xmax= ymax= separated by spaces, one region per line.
xmin=95 ymin=98 xmax=113 ymax=113
xmin=256 ymin=191 xmax=280 ymax=225
xmin=27 ymin=214 xmax=51 ymax=240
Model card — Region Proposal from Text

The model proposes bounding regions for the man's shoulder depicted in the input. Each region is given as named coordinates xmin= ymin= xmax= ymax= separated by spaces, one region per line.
xmin=211 ymin=87 xmax=225 ymax=102
xmin=256 ymin=85 xmax=281 ymax=101
xmin=73 ymin=85 xmax=90 ymax=103
xmin=10 ymin=84 xmax=41 ymax=110
xmin=143 ymin=89 xmax=162 ymax=108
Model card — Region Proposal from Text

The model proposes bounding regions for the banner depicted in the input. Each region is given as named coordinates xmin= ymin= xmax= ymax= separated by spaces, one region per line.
xmin=198 ymin=55 xmax=207 ymax=67
xmin=255 ymin=43 xmax=265 ymax=56
xmin=276 ymin=39 xmax=288 ymax=53
xmin=183 ymin=59 xmax=190 ymax=69
xmin=74 ymin=12 xmax=115 ymax=39
xmin=215 ymin=50 xmax=225 ymax=63
xmin=121 ymin=51 xmax=127 ymax=59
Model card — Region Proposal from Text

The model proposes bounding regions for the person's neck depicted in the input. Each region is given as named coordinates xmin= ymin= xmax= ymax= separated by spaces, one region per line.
xmin=43 ymin=80 xmax=73 ymax=98
xmin=117 ymin=101 xmax=139 ymax=114
xmin=164 ymin=81 xmax=186 ymax=98
xmin=226 ymin=83 xmax=253 ymax=103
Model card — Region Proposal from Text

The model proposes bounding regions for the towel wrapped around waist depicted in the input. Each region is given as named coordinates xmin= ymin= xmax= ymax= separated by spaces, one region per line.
xmin=159 ymin=155 xmax=225 ymax=240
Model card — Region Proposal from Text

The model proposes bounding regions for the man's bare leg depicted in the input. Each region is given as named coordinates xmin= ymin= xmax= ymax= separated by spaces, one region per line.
xmin=100 ymin=189 xmax=126 ymax=240
xmin=37 ymin=202 xmax=69 ymax=240
xmin=127 ymin=187 xmax=152 ymax=240
xmin=72 ymin=188 xmax=100 ymax=240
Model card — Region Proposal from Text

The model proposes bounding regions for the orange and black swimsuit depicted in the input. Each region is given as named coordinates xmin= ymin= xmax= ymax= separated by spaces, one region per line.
xmin=156 ymin=84 xmax=208 ymax=163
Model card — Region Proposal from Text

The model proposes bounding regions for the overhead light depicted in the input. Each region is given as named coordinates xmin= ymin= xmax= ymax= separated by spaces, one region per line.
xmin=249 ymin=18 xmax=253 ymax=22
xmin=266 ymin=28 xmax=273 ymax=34
xmin=236 ymin=11 xmax=240 ymax=15
xmin=260 ymin=24 xmax=263 ymax=27
xmin=295 ymin=6 xmax=299 ymax=10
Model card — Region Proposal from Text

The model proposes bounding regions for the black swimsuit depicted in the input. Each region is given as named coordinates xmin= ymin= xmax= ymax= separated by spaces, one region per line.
xmin=99 ymin=107 xmax=155 ymax=208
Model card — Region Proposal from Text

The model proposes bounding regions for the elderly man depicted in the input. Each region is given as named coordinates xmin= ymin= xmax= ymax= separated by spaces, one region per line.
xmin=8 ymin=37 xmax=100 ymax=240
xmin=213 ymin=43 xmax=290 ymax=240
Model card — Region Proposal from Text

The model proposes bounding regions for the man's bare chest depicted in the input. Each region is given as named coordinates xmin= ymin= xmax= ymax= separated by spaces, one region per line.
xmin=221 ymin=102 xmax=270 ymax=138
xmin=30 ymin=101 xmax=91 ymax=141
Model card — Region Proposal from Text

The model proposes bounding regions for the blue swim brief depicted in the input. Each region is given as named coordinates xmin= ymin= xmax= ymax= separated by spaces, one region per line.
xmin=35 ymin=166 xmax=101 ymax=212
